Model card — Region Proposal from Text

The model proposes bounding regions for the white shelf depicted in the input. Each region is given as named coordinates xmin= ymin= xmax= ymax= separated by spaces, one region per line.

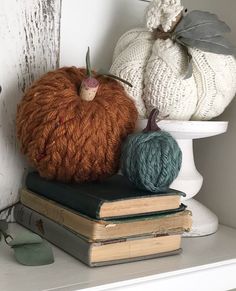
xmin=1 ymin=224 xmax=236 ymax=291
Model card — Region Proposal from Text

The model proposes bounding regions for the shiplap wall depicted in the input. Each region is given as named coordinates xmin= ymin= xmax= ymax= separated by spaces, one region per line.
xmin=0 ymin=0 xmax=61 ymax=219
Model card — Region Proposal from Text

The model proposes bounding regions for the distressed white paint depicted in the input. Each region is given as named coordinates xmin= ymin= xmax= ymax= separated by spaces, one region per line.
xmin=0 ymin=0 xmax=61 ymax=219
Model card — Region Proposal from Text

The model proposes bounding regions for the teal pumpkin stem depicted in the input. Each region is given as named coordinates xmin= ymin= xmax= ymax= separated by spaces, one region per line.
xmin=143 ymin=109 xmax=161 ymax=133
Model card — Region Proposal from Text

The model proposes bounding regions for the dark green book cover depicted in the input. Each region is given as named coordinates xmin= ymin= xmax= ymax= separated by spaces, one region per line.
xmin=26 ymin=172 xmax=186 ymax=220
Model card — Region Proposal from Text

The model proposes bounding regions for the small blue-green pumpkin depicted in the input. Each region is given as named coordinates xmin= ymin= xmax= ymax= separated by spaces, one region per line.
xmin=120 ymin=110 xmax=182 ymax=192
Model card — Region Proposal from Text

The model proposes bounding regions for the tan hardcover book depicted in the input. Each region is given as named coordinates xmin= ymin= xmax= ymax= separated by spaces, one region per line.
xmin=20 ymin=189 xmax=192 ymax=241
xmin=15 ymin=204 xmax=182 ymax=267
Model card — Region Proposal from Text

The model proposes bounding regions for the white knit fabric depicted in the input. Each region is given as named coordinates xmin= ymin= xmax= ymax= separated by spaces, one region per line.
xmin=146 ymin=0 xmax=184 ymax=32
xmin=190 ymin=49 xmax=236 ymax=120
xmin=144 ymin=39 xmax=198 ymax=120
xmin=110 ymin=29 xmax=153 ymax=118
xmin=110 ymin=0 xmax=236 ymax=121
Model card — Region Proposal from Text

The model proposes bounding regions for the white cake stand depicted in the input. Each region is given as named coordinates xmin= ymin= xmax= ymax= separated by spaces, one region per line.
xmin=136 ymin=120 xmax=228 ymax=237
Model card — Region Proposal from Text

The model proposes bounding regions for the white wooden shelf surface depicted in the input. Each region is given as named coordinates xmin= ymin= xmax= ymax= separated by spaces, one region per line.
xmin=1 ymin=224 xmax=236 ymax=291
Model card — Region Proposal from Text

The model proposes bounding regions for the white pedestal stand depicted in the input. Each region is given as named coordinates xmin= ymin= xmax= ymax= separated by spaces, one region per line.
xmin=136 ymin=120 xmax=228 ymax=237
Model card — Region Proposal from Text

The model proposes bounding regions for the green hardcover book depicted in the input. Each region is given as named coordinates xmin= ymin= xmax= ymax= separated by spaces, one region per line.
xmin=26 ymin=172 xmax=186 ymax=220
xmin=14 ymin=204 xmax=183 ymax=267
xmin=20 ymin=188 xmax=191 ymax=241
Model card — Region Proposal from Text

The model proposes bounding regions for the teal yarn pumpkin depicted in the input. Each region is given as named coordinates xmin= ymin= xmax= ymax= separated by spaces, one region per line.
xmin=120 ymin=110 xmax=182 ymax=192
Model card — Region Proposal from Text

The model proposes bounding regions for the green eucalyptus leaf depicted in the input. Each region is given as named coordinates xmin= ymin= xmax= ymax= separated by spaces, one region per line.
xmin=13 ymin=241 xmax=54 ymax=266
xmin=175 ymin=10 xmax=230 ymax=34
xmin=8 ymin=232 xmax=43 ymax=247
xmin=179 ymin=36 xmax=236 ymax=55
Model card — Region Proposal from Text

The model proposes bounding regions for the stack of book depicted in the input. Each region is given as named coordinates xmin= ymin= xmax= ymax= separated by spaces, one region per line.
xmin=14 ymin=172 xmax=192 ymax=267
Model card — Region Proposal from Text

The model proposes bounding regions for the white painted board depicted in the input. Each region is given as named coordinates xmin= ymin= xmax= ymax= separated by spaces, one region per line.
xmin=60 ymin=0 xmax=148 ymax=70
xmin=0 ymin=0 xmax=61 ymax=219
xmin=1 ymin=224 xmax=236 ymax=291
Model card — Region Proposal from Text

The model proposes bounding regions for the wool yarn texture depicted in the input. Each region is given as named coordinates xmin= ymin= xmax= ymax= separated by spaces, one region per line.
xmin=16 ymin=67 xmax=138 ymax=183
xmin=110 ymin=0 xmax=236 ymax=120
xmin=120 ymin=131 xmax=182 ymax=192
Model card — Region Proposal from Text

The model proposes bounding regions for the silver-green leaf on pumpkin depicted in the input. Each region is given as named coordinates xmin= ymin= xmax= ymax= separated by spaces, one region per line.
xmin=179 ymin=36 xmax=236 ymax=55
xmin=175 ymin=20 xmax=230 ymax=40
xmin=175 ymin=10 xmax=230 ymax=35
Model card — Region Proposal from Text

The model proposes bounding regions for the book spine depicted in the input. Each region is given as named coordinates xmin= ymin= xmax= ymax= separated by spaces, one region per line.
xmin=14 ymin=204 xmax=92 ymax=267
xmin=20 ymin=189 xmax=97 ymax=240
xmin=26 ymin=172 xmax=102 ymax=219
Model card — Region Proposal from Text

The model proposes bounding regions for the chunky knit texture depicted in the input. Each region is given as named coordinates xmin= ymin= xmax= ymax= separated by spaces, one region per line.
xmin=110 ymin=0 xmax=236 ymax=121
xmin=16 ymin=67 xmax=138 ymax=183
xmin=146 ymin=0 xmax=183 ymax=32
xmin=111 ymin=28 xmax=153 ymax=118
xmin=190 ymin=48 xmax=236 ymax=120
xmin=120 ymin=131 xmax=182 ymax=192
xmin=144 ymin=38 xmax=198 ymax=119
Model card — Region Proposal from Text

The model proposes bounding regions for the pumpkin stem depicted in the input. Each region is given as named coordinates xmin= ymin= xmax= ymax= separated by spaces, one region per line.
xmin=143 ymin=109 xmax=161 ymax=132
xmin=81 ymin=47 xmax=99 ymax=101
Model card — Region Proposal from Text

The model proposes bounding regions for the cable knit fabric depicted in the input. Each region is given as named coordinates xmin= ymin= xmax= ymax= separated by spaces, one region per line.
xmin=146 ymin=0 xmax=184 ymax=32
xmin=111 ymin=29 xmax=153 ymax=118
xmin=190 ymin=49 xmax=236 ymax=120
xmin=144 ymin=38 xmax=198 ymax=120
xmin=110 ymin=0 xmax=236 ymax=121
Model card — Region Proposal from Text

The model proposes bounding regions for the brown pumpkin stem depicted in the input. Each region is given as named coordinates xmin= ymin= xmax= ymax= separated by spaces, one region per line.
xmin=143 ymin=109 xmax=161 ymax=132
xmin=80 ymin=47 xmax=99 ymax=101
xmin=80 ymin=77 xmax=99 ymax=101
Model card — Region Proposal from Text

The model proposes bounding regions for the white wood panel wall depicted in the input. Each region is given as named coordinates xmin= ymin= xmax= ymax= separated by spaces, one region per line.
xmin=0 ymin=0 xmax=61 ymax=220
xmin=60 ymin=0 xmax=148 ymax=70
xmin=182 ymin=0 xmax=236 ymax=229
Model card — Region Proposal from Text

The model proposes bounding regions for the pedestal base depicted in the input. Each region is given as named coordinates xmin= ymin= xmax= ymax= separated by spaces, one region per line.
xmin=136 ymin=119 xmax=228 ymax=237
xmin=183 ymin=199 xmax=219 ymax=237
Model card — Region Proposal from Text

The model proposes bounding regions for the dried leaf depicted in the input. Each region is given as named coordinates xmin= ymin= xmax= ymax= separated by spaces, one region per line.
xmin=179 ymin=36 xmax=236 ymax=55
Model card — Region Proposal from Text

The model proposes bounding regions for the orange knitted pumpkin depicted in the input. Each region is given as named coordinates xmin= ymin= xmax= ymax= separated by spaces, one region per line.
xmin=16 ymin=67 xmax=138 ymax=182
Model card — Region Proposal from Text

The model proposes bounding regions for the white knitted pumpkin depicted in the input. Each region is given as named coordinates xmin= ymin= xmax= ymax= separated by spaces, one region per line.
xmin=110 ymin=0 xmax=236 ymax=120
